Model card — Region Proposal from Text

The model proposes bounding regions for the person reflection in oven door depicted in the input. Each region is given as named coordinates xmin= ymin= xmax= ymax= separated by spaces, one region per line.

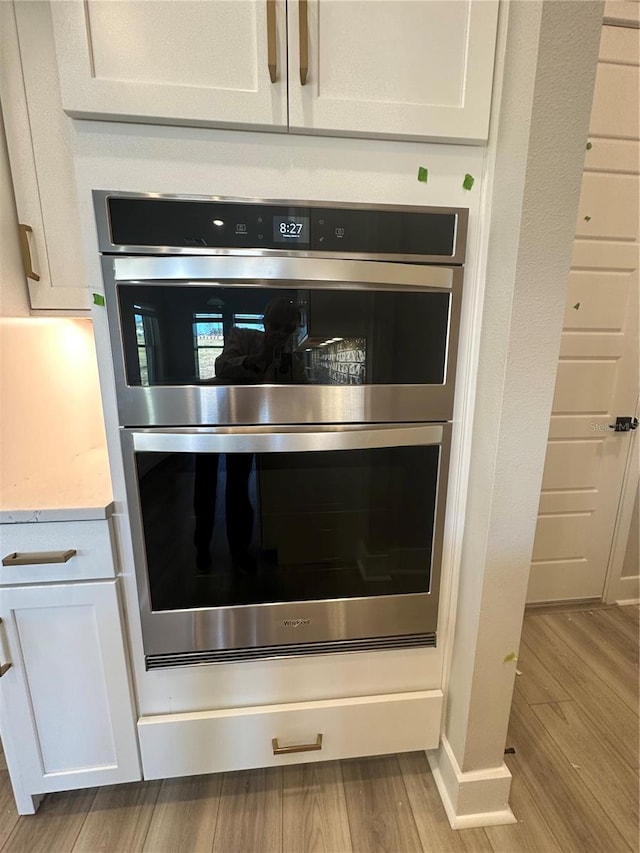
xmin=213 ymin=297 xmax=307 ymax=384
xmin=193 ymin=299 xmax=305 ymax=575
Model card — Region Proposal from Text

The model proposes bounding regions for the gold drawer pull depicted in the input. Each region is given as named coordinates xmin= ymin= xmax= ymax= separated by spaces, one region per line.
xmin=298 ymin=0 xmax=309 ymax=85
xmin=272 ymin=733 xmax=323 ymax=755
xmin=2 ymin=549 xmax=77 ymax=567
xmin=266 ymin=0 xmax=277 ymax=83
xmin=18 ymin=224 xmax=40 ymax=281
xmin=0 ymin=619 xmax=12 ymax=677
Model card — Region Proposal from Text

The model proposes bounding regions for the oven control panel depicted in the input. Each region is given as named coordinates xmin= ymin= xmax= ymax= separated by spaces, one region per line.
xmin=104 ymin=195 xmax=463 ymax=260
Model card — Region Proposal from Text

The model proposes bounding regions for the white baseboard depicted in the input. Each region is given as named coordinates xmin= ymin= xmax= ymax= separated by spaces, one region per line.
xmin=610 ymin=574 xmax=640 ymax=606
xmin=427 ymin=736 xmax=516 ymax=830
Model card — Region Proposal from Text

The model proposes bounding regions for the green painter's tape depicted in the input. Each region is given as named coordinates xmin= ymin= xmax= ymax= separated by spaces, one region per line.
xmin=573 ymin=303 xmax=581 ymax=311
xmin=586 ymin=142 xmax=592 ymax=150
xmin=462 ymin=174 xmax=475 ymax=191
xmin=503 ymin=652 xmax=518 ymax=664
xmin=584 ymin=216 xmax=591 ymax=222
xmin=417 ymin=166 xmax=429 ymax=183
xmin=93 ymin=293 xmax=105 ymax=306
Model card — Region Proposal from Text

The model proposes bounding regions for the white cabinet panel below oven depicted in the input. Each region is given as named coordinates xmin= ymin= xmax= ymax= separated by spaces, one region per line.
xmin=138 ymin=689 xmax=442 ymax=780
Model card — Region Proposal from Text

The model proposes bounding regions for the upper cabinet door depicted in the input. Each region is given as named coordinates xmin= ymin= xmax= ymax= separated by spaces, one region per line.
xmin=287 ymin=0 xmax=499 ymax=144
xmin=50 ymin=0 xmax=288 ymax=131
xmin=0 ymin=1 xmax=89 ymax=311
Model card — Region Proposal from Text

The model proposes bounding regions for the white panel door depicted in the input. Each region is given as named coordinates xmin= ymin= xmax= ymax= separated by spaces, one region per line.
xmin=287 ymin=0 xmax=499 ymax=143
xmin=528 ymin=24 xmax=639 ymax=603
xmin=50 ymin=0 xmax=288 ymax=131
xmin=0 ymin=581 xmax=140 ymax=805
xmin=0 ymin=2 xmax=89 ymax=310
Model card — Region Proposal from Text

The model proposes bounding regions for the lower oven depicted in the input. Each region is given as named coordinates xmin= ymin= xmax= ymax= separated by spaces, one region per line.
xmin=121 ymin=422 xmax=450 ymax=667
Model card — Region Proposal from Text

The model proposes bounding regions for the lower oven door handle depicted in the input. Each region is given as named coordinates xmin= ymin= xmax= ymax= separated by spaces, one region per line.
xmin=130 ymin=423 xmax=445 ymax=454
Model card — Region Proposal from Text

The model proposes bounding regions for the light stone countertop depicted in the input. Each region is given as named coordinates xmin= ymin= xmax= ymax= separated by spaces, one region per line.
xmin=0 ymin=446 xmax=114 ymax=524
xmin=0 ymin=318 xmax=114 ymax=525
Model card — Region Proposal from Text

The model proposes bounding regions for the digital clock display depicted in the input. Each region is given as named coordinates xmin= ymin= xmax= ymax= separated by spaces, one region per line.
xmin=273 ymin=215 xmax=310 ymax=243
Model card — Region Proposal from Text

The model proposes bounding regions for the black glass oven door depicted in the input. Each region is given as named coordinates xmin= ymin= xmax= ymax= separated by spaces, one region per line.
xmin=117 ymin=283 xmax=450 ymax=388
xmin=122 ymin=425 xmax=449 ymax=656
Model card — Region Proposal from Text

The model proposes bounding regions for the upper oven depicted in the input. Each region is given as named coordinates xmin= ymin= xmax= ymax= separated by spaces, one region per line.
xmin=95 ymin=192 xmax=467 ymax=427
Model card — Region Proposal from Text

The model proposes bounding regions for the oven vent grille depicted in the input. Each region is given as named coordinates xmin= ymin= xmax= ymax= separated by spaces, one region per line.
xmin=145 ymin=632 xmax=436 ymax=670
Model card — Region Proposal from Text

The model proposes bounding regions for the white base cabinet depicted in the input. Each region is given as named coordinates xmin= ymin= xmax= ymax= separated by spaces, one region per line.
xmin=0 ymin=540 xmax=141 ymax=815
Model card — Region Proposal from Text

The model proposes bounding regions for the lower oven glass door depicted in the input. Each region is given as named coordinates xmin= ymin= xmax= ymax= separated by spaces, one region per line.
xmin=122 ymin=424 xmax=450 ymax=663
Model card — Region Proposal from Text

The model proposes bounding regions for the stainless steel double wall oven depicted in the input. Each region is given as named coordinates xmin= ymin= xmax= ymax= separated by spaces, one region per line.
xmin=96 ymin=192 xmax=467 ymax=668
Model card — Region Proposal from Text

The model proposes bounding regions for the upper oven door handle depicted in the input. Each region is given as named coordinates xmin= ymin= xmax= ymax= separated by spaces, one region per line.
xmin=111 ymin=255 xmax=454 ymax=291
xmin=129 ymin=424 xmax=445 ymax=454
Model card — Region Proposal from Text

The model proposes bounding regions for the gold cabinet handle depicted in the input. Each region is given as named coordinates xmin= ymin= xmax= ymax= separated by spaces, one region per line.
xmin=18 ymin=224 xmax=40 ymax=282
xmin=272 ymin=733 xmax=323 ymax=755
xmin=299 ymin=0 xmax=309 ymax=85
xmin=0 ymin=619 xmax=12 ymax=678
xmin=266 ymin=0 xmax=277 ymax=83
xmin=2 ymin=549 xmax=77 ymax=567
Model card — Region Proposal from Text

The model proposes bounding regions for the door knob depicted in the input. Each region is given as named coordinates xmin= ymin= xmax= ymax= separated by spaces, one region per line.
xmin=610 ymin=416 xmax=639 ymax=432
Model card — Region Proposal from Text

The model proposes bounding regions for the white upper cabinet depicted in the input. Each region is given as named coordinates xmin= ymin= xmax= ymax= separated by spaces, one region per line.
xmin=287 ymin=0 xmax=499 ymax=143
xmin=0 ymin=1 xmax=89 ymax=310
xmin=51 ymin=0 xmax=498 ymax=144
xmin=51 ymin=0 xmax=289 ymax=131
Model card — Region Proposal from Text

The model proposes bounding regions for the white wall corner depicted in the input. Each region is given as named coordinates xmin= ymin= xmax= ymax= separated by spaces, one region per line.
xmin=438 ymin=0 xmax=604 ymax=828
xmin=426 ymin=737 xmax=515 ymax=830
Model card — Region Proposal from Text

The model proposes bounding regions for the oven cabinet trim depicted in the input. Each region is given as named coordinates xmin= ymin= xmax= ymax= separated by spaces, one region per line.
xmin=138 ymin=689 xmax=443 ymax=780
xmin=0 ymin=579 xmax=141 ymax=814
xmin=49 ymin=0 xmax=497 ymax=144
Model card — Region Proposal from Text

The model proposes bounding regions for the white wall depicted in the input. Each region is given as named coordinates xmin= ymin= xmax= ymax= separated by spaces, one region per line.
xmin=0 ymin=317 xmax=108 ymax=509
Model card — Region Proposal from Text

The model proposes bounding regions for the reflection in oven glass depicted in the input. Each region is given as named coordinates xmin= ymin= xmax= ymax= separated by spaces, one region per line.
xmin=310 ymin=338 xmax=366 ymax=385
xmin=136 ymin=447 xmax=438 ymax=611
xmin=119 ymin=285 xmax=449 ymax=387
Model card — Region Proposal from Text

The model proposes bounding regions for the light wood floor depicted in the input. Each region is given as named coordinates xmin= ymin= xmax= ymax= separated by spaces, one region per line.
xmin=1 ymin=604 xmax=637 ymax=852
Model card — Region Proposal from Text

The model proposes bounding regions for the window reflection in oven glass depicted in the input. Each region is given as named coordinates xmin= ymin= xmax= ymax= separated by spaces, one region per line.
xmin=136 ymin=446 xmax=439 ymax=611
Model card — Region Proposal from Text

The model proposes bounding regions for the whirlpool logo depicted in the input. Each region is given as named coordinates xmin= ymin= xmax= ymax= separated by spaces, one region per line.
xmin=282 ymin=618 xmax=311 ymax=628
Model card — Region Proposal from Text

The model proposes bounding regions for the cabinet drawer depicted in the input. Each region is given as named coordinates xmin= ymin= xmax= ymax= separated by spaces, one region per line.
xmin=0 ymin=520 xmax=116 ymax=585
xmin=138 ymin=689 xmax=442 ymax=780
